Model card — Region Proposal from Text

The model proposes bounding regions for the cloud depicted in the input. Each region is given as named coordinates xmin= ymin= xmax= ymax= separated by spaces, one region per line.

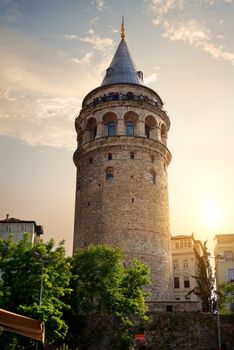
xmin=63 ymin=33 xmax=113 ymax=51
xmin=89 ymin=16 xmax=99 ymax=25
xmin=147 ymin=0 xmax=187 ymax=15
xmin=144 ymin=72 xmax=158 ymax=84
xmin=148 ymin=0 xmax=234 ymax=65
xmin=71 ymin=52 xmax=93 ymax=65
xmin=0 ymin=25 xmax=112 ymax=149
xmin=161 ymin=20 xmax=210 ymax=46
xmin=95 ymin=0 xmax=106 ymax=11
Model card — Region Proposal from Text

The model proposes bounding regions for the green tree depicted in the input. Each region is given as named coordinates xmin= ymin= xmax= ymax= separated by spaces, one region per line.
xmin=187 ymin=241 xmax=214 ymax=312
xmin=218 ymin=282 xmax=234 ymax=314
xmin=64 ymin=245 xmax=150 ymax=349
xmin=0 ymin=234 xmax=72 ymax=349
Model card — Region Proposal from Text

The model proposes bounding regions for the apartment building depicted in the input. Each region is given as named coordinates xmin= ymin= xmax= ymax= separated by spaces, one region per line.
xmin=171 ymin=234 xmax=203 ymax=303
xmin=0 ymin=215 xmax=43 ymax=244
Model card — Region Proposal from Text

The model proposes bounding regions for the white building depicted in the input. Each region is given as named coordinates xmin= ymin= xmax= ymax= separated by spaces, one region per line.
xmin=0 ymin=215 xmax=43 ymax=244
xmin=171 ymin=234 xmax=203 ymax=303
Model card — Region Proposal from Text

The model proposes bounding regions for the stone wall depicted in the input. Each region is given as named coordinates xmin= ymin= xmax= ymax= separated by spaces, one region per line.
xmin=73 ymin=82 xmax=173 ymax=301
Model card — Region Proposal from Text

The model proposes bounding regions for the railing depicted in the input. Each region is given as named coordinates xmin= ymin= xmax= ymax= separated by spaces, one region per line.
xmin=82 ymin=92 xmax=164 ymax=111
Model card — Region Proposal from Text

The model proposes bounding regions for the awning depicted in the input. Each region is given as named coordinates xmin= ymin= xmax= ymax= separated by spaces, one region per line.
xmin=0 ymin=308 xmax=45 ymax=343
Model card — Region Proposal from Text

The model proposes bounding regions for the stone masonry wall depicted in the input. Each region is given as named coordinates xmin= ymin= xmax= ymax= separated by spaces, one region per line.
xmin=73 ymin=83 xmax=172 ymax=301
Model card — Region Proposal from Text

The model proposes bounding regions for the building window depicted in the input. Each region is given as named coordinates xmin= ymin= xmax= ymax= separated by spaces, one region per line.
xmin=130 ymin=152 xmax=134 ymax=159
xmin=184 ymin=276 xmax=190 ymax=288
xmin=174 ymin=277 xmax=180 ymax=289
xmin=225 ymin=251 xmax=233 ymax=262
xmin=183 ymin=259 xmax=188 ymax=269
xmin=89 ymin=157 xmax=92 ymax=164
xmin=175 ymin=241 xmax=179 ymax=249
xmin=107 ymin=122 xmax=116 ymax=136
xmin=106 ymin=167 xmax=113 ymax=181
xmin=228 ymin=269 xmax=234 ymax=282
xmin=180 ymin=239 xmax=190 ymax=248
xmin=175 ymin=297 xmax=181 ymax=301
xmin=108 ymin=153 xmax=112 ymax=160
xmin=173 ymin=260 xmax=179 ymax=270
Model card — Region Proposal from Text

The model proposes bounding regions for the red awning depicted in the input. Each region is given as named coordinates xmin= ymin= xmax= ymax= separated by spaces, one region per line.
xmin=134 ymin=333 xmax=145 ymax=342
xmin=0 ymin=308 xmax=45 ymax=343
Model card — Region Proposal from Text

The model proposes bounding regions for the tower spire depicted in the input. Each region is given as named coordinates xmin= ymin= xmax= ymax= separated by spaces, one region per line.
xmin=120 ymin=15 xmax=125 ymax=39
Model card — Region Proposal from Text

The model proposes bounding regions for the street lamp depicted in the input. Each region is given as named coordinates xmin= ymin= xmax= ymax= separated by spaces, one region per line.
xmin=210 ymin=254 xmax=224 ymax=350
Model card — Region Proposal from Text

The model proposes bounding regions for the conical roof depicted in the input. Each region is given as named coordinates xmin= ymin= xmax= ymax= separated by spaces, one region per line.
xmin=101 ymin=38 xmax=143 ymax=86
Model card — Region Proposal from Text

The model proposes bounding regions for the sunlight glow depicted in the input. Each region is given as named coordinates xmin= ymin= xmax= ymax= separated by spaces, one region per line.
xmin=201 ymin=200 xmax=224 ymax=231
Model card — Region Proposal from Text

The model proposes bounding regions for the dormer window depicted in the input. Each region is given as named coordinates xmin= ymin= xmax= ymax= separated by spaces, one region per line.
xmin=106 ymin=68 xmax=113 ymax=77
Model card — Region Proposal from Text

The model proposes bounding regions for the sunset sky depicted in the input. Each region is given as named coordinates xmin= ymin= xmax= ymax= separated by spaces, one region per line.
xmin=0 ymin=0 xmax=234 ymax=255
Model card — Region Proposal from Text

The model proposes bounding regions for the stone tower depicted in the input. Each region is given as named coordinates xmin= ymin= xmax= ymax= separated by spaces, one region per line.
xmin=73 ymin=23 xmax=172 ymax=300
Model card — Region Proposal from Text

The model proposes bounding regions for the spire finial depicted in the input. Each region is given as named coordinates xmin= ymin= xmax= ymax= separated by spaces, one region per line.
xmin=120 ymin=15 xmax=125 ymax=39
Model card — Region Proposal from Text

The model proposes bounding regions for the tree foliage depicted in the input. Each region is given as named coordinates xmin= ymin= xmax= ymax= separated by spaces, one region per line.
xmin=69 ymin=245 xmax=150 ymax=316
xmin=64 ymin=245 xmax=150 ymax=349
xmin=218 ymin=282 xmax=234 ymax=314
xmin=0 ymin=239 xmax=151 ymax=349
xmin=0 ymin=234 xmax=72 ymax=349
xmin=187 ymin=241 xmax=214 ymax=312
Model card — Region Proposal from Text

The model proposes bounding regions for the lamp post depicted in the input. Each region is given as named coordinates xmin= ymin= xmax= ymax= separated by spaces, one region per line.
xmin=210 ymin=254 xmax=223 ymax=350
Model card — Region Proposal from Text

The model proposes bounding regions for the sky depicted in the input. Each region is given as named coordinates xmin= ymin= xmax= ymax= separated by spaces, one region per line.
xmin=0 ymin=0 xmax=234 ymax=256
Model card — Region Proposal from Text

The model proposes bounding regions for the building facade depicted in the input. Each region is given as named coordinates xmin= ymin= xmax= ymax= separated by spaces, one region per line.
xmin=73 ymin=25 xmax=172 ymax=300
xmin=171 ymin=234 xmax=203 ymax=303
xmin=214 ymin=234 xmax=234 ymax=285
xmin=0 ymin=215 xmax=43 ymax=244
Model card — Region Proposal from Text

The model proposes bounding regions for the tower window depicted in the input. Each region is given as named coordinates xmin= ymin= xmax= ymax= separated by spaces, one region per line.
xmin=130 ymin=152 xmax=134 ymax=159
xmin=126 ymin=121 xmax=134 ymax=136
xmin=107 ymin=122 xmax=116 ymax=137
xmin=149 ymin=171 xmax=156 ymax=184
xmin=145 ymin=124 xmax=150 ymax=138
xmin=89 ymin=157 xmax=92 ymax=164
xmin=108 ymin=153 xmax=112 ymax=160
xmin=106 ymin=167 xmax=113 ymax=181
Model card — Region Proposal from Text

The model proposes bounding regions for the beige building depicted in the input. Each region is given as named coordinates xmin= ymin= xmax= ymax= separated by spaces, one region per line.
xmin=0 ymin=215 xmax=43 ymax=244
xmin=214 ymin=234 xmax=234 ymax=285
xmin=171 ymin=234 xmax=203 ymax=302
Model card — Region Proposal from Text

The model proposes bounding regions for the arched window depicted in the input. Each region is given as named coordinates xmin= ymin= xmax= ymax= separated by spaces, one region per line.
xmin=145 ymin=124 xmax=150 ymax=138
xmin=126 ymin=121 xmax=134 ymax=136
xmin=106 ymin=167 xmax=113 ymax=181
xmin=87 ymin=118 xmax=97 ymax=140
xmin=108 ymin=122 xmax=116 ymax=136
xmin=130 ymin=152 xmax=134 ymax=159
xmin=161 ymin=124 xmax=167 ymax=139
xmin=145 ymin=115 xmax=157 ymax=139
xmin=108 ymin=153 xmax=112 ymax=160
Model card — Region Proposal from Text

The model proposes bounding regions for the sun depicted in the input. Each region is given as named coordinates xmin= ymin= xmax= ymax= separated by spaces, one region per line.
xmin=201 ymin=200 xmax=224 ymax=231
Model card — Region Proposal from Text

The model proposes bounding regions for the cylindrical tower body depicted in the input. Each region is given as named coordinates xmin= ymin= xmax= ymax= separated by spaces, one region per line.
xmin=73 ymin=37 xmax=173 ymax=300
